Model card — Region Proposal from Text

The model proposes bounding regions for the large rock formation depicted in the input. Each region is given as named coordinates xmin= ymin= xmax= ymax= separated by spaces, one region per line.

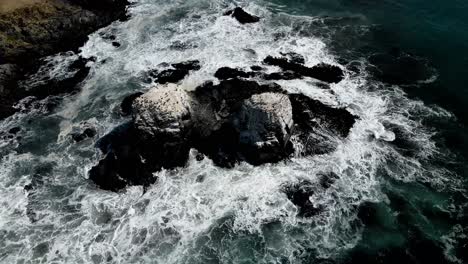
xmin=90 ymin=74 xmax=357 ymax=191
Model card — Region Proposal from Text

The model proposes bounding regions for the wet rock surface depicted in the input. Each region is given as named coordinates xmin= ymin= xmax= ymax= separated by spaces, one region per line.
xmin=150 ymin=60 xmax=201 ymax=84
xmin=283 ymin=180 xmax=323 ymax=217
xmin=224 ymin=7 xmax=260 ymax=24
xmin=264 ymin=56 xmax=344 ymax=83
xmin=90 ymin=62 xmax=357 ymax=190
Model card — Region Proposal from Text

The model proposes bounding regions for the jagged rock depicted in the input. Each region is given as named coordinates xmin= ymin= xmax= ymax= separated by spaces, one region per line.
xmin=283 ymin=180 xmax=323 ymax=217
xmin=263 ymin=71 xmax=302 ymax=80
xmin=289 ymin=93 xmax=356 ymax=155
xmin=90 ymin=78 xmax=357 ymax=191
xmin=280 ymin=52 xmax=306 ymax=64
xmin=172 ymin=60 xmax=201 ymax=71
xmin=214 ymin=67 xmax=254 ymax=80
xmin=72 ymin=127 xmax=96 ymax=142
xmin=89 ymin=122 xmax=153 ymax=191
xmin=120 ymin=92 xmax=143 ymax=116
xmin=234 ymin=93 xmax=294 ymax=164
xmin=224 ymin=7 xmax=260 ymax=24
xmin=150 ymin=60 xmax=201 ymax=84
xmin=8 ymin=126 xmax=21 ymax=134
xmin=264 ymin=56 xmax=344 ymax=83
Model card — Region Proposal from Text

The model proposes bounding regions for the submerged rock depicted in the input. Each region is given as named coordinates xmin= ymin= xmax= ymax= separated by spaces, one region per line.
xmin=150 ymin=60 xmax=201 ymax=84
xmin=214 ymin=67 xmax=254 ymax=80
xmin=264 ymin=56 xmax=344 ymax=83
xmin=72 ymin=127 xmax=96 ymax=142
xmin=283 ymin=180 xmax=323 ymax=217
xmin=224 ymin=7 xmax=260 ymax=24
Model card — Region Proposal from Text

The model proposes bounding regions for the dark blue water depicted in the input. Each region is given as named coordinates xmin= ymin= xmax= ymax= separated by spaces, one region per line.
xmin=269 ymin=0 xmax=468 ymax=262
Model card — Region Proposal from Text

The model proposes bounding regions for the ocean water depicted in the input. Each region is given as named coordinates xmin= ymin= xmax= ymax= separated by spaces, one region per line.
xmin=0 ymin=0 xmax=467 ymax=263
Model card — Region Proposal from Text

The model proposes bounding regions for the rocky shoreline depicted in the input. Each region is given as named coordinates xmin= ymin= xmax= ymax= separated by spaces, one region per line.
xmin=0 ymin=0 xmax=129 ymax=119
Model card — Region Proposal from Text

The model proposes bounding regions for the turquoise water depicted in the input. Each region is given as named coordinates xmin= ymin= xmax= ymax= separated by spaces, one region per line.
xmin=0 ymin=0 xmax=467 ymax=263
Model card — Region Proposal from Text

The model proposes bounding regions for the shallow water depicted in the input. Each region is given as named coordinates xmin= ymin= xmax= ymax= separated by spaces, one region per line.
xmin=0 ymin=0 xmax=467 ymax=263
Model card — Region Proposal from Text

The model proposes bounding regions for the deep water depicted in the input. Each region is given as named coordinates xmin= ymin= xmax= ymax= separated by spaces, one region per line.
xmin=1 ymin=0 xmax=467 ymax=263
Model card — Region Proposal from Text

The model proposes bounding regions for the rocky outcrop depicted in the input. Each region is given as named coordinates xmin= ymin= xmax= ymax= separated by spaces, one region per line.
xmin=224 ymin=7 xmax=260 ymax=24
xmin=149 ymin=60 xmax=201 ymax=84
xmin=0 ymin=0 xmax=128 ymax=119
xmin=0 ymin=0 xmax=128 ymax=64
xmin=90 ymin=74 xmax=357 ymax=191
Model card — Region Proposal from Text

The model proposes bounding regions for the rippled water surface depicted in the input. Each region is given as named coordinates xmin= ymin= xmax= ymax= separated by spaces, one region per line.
xmin=1 ymin=0 xmax=467 ymax=263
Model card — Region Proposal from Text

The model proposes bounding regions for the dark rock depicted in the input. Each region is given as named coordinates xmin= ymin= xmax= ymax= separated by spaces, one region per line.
xmin=90 ymin=122 xmax=155 ymax=191
xmin=172 ymin=60 xmax=201 ymax=71
xmin=263 ymin=71 xmax=302 ymax=80
xmin=112 ymin=42 xmax=121 ymax=47
xmin=264 ymin=56 xmax=344 ymax=83
xmin=280 ymin=52 xmax=306 ymax=64
xmin=154 ymin=69 xmax=189 ymax=84
xmin=224 ymin=7 xmax=260 ymax=24
xmin=319 ymin=171 xmax=339 ymax=189
xmin=8 ymin=127 xmax=21 ymax=135
xmin=250 ymin=65 xmax=264 ymax=71
xmin=0 ymin=0 xmax=128 ymax=119
xmin=24 ymin=55 xmax=92 ymax=99
xmin=151 ymin=60 xmax=201 ymax=84
xmin=283 ymin=181 xmax=323 ymax=217
xmin=214 ymin=67 xmax=254 ymax=80
xmin=0 ymin=0 xmax=129 ymax=64
xmin=90 ymin=78 xmax=357 ymax=191
xmin=120 ymin=92 xmax=143 ymax=116
xmin=289 ymin=93 xmax=356 ymax=155
xmin=195 ymin=152 xmax=205 ymax=161
xmin=72 ymin=127 xmax=96 ymax=142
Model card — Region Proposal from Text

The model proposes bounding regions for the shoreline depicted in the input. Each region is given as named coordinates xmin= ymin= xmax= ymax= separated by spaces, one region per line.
xmin=0 ymin=0 xmax=129 ymax=119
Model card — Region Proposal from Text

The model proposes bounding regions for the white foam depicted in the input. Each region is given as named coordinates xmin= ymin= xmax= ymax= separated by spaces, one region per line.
xmin=0 ymin=0 xmax=458 ymax=263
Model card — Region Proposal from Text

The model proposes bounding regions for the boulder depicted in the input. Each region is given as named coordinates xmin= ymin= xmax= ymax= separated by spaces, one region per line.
xmin=234 ymin=93 xmax=294 ymax=164
xmin=224 ymin=7 xmax=260 ymax=24
xmin=132 ymin=85 xmax=193 ymax=168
